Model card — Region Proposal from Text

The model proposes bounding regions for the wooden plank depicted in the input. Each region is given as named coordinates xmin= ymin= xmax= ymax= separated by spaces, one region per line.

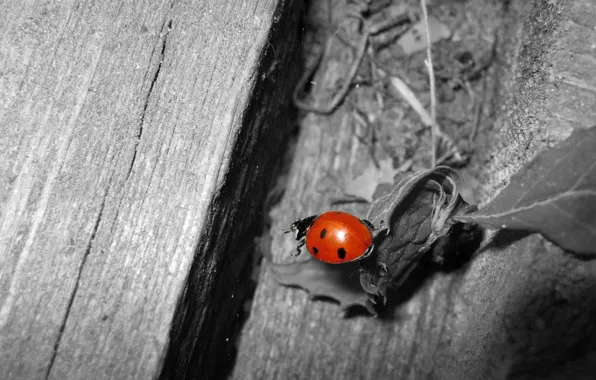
xmin=0 ymin=0 xmax=300 ymax=378
xmin=233 ymin=0 xmax=596 ymax=379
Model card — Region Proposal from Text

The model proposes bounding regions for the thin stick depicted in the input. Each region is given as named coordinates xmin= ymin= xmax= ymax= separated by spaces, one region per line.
xmin=420 ymin=0 xmax=437 ymax=167
xmin=293 ymin=32 xmax=369 ymax=115
xmin=385 ymin=73 xmax=456 ymax=147
xmin=388 ymin=76 xmax=433 ymax=126
xmin=469 ymin=75 xmax=486 ymax=143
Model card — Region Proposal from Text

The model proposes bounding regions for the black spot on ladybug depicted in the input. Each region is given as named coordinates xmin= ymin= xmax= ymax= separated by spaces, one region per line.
xmin=320 ymin=229 xmax=327 ymax=239
xmin=337 ymin=247 xmax=346 ymax=259
xmin=312 ymin=247 xmax=319 ymax=255
xmin=335 ymin=211 xmax=342 ymax=215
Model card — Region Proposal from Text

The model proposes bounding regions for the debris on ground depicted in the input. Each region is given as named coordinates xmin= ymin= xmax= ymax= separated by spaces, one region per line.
xmin=294 ymin=0 xmax=499 ymax=188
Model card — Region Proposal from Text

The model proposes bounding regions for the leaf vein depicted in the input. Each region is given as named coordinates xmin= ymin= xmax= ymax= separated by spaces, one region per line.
xmin=512 ymin=144 xmax=572 ymax=208
xmin=475 ymin=189 xmax=596 ymax=223
xmin=569 ymin=159 xmax=596 ymax=191
xmin=551 ymin=201 xmax=596 ymax=234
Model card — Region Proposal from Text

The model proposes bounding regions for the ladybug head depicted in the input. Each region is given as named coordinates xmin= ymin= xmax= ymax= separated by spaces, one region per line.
xmin=285 ymin=215 xmax=317 ymax=241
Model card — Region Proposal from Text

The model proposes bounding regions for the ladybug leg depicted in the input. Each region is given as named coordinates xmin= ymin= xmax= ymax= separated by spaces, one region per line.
xmin=286 ymin=215 xmax=317 ymax=258
xmin=360 ymin=242 xmax=375 ymax=259
xmin=290 ymin=238 xmax=306 ymax=257
xmin=361 ymin=219 xmax=376 ymax=231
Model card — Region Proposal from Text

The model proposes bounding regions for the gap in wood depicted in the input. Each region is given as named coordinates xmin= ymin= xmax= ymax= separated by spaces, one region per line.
xmin=158 ymin=1 xmax=305 ymax=379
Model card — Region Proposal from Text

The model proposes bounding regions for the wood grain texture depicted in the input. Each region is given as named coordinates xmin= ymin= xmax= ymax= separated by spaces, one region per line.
xmin=476 ymin=0 xmax=596 ymax=201
xmin=0 ymin=0 xmax=300 ymax=378
xmin=233 ymin=0 xmax=596 ymax=379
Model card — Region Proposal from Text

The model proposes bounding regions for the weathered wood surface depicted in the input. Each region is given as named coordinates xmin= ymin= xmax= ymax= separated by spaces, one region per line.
xmin=0 ymin=0 xmax=300 ymax=379
xmin=233 ymin=0 xmax=596 ymax=379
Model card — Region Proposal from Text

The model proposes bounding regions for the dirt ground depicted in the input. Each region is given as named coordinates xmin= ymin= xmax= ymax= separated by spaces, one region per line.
xmin=293 ymin=0 xmax=505 ymax=209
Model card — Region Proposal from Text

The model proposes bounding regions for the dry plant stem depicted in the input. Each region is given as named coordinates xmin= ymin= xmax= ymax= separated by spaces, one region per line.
xmin=293 ymin=32 xmax=370 ymax=115
xmin=420 ymin=0 xmax=437 ymax=167
xmin=469 ymin=75 xmax=486 ymax=143
xmin=386 ymin=75 xmax=456 ymax=149
xmin=388 ymin=75 xmax=433 ymax=125
xmin=436 ymin=147 xmax=458 ymax=165
xmin=292 ymin=44 xmax=326 ymax=112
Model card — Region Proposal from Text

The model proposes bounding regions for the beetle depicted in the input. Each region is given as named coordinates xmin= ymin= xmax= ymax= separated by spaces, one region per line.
xmin=286 ymin=211 xmax=375 ymax=264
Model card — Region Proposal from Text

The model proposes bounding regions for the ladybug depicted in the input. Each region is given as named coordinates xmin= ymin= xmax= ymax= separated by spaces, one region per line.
xmin=286 ymin=211 xmax=375 ymax=264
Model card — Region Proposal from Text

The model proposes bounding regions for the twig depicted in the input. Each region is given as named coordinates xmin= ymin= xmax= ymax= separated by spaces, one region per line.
xmin=292 ymin=43 xmax=326 ymax=112
xmin=293 ymin=32 xmax=370 ymax=115
xmin=469 ymin=74 xmax=486 ymax=143
xmin=388 ymin=75 xmax=433 ymax=125
xmin=420 ymin=0 xmax=437 ymax=167
xmin=387 ymin=73 xmax=463 ymax=166
xmin=386 ymin=75 xmax=454 ymax=142
xmin=436 ymin=147 xmax=458 ymax=166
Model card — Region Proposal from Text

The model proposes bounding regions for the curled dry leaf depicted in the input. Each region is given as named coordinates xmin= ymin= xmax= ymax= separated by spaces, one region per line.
xmin=360 ymin=167 xmax=478 ymax=311
xmin=456 ymin=126 xmax=596 ymax=257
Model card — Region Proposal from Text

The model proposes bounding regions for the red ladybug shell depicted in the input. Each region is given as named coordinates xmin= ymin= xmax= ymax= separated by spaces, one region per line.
xmin=305 ymin=211 xmax=373 ymax=264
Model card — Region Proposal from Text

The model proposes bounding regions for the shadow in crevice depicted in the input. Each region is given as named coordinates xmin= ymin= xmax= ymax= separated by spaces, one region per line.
xmin=372 ymin=222 xmax=485 ymax=320
xmin=484 ymin=229 xmax=532 ymax=250
xmin=159 ymin=1 xmax=306 ymax=379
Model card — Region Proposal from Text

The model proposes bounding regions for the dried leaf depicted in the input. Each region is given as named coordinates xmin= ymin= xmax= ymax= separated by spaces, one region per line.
xmin=360 ymin=167 xmax=477 ymax=309
xmin=270 ymin=259 xmax=368 ymax=311
xmin=366 ymin=167 xmax=455 ymax=230
xmin=344 ymin=158 xmax=404 ymax=202
xmin=456 ymin=127 xmax=596 ymax=256
xmin=397 ymin=16 xmax=451 ymax=55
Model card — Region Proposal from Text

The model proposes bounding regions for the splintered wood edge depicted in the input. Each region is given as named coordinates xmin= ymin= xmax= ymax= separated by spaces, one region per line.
xmin=0 ymin=0 xmax=299 ymax=378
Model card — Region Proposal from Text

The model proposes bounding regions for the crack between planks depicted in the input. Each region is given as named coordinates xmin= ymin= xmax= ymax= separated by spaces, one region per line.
xmin=44 ymin=177 xmax=112 ymax=379
xmin=125 ymin=18 xmax=173 ymax=182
